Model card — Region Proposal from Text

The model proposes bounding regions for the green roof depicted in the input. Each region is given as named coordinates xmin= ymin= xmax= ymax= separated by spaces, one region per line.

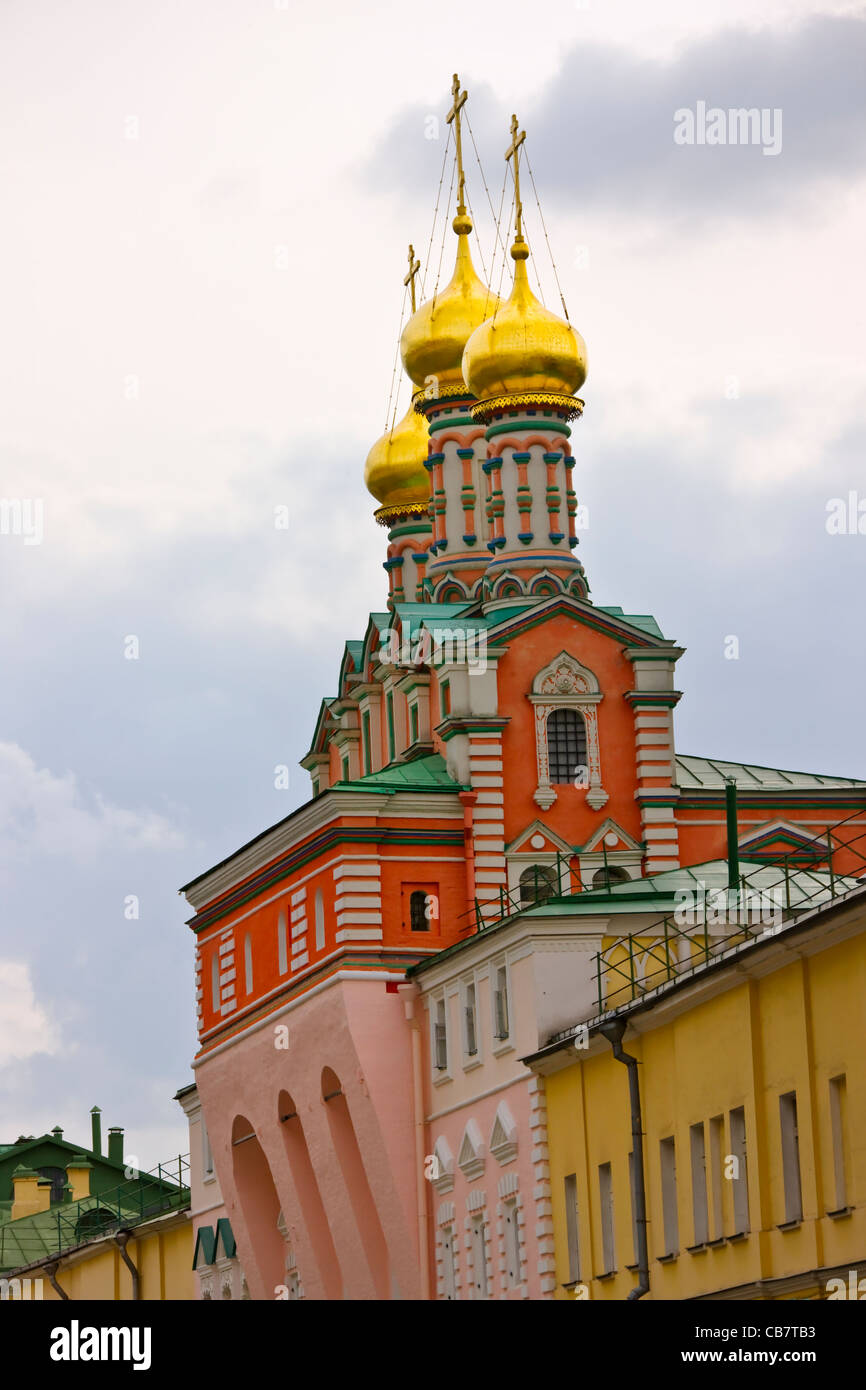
xmin=676 ymin=755 xmax=866 ymax=791
xmin=519 ymin=859 xmax=861 ymax=916
xmin=333 ymin=751 xmax=463 ymax=794
xmin=332 ymin=752 xmax=464 ymax=795
xmin=596 ymin=606 xmax=665 ymax=639
xmin=392 ymin=602 xmax=475 ymax=643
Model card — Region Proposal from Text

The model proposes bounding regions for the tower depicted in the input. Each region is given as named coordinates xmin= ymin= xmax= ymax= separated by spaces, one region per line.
xmin=462 ymin=113 xmax=589 ymax=608
xmin=399 ymin=76 xmax=499 ymax=604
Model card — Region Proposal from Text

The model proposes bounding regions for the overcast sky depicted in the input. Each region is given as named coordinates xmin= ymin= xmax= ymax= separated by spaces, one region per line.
xmin=1 ymin=0 xmax=863 ymax=1169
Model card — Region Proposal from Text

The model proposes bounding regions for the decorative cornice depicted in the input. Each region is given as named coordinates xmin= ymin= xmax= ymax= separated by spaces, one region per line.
xmin=374 ymin=501 xmax=431 ymax=527
xmin=413 ymin=384 xmax=475 ymax=413
xmin=472 ymin=393 xmax=585 ymax=424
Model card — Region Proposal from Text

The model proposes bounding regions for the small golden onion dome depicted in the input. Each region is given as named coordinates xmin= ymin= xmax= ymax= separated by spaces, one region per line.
xmin=462 ymin=235 xmax=587 ymax=411
xmin=400 ymin=214 xmax=498 ymax=396
xmin=364 ymin=403 xmax=431 ymax=525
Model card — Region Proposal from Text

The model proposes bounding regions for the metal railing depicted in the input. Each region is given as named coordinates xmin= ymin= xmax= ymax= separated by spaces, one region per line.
xmin=457 ymin=804 xmax=866 ymax=939
xmin=0 ymin=1154 xmax=190 ymax=1271
xmin=587 ymin=813 xmax=866 ymax=1019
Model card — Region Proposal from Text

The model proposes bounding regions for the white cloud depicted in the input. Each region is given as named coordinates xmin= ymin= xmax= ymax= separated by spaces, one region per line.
xmin=0 ymin=961 xmax=60 ymax=1063
xmin=0 ymin=742 xmax=186 ymax=858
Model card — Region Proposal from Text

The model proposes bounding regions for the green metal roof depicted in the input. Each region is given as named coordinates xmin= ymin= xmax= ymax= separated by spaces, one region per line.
xmin=519 ymin=859 xmax=860 ymax=916
xmin=332 ymin=752 xmax=464 ymax=795
xmin=0 ymin=1156 xmax=190 ymax=1274
xmin=676 ymin=755 xmax=866 ymax=791
xmin=596 ymin=606 xmax=665 ymax=639
xmin=392 ymin=602 xmax=475 ymax=642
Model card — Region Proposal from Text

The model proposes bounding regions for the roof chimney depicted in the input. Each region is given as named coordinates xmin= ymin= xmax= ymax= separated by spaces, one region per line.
xmin=90 ymin=1106 xmax=102 ymax=1156
xmin=107 ymin=1126 xmax=124 ymax=1165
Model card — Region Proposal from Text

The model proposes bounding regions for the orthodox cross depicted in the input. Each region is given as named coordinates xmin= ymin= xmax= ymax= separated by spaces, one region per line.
xmin=505 ymin=113 xmax=526 ymax=240
xmin=446 ymin=73 xmax=468 ymax=216
xmin=404 ymin=243 xmax=420 ymax=312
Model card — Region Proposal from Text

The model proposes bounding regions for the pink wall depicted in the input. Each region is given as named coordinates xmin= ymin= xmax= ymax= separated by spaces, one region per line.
xmin=194 ymin=977 xmax=421 ymax=1300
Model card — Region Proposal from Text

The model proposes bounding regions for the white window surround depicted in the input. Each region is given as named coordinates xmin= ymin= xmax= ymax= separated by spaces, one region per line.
xmin=431 ymin=992 xmax=452 ymax=1085
xmin=457 ymin=1119 xmax=486 ymax=1183
xmin=430 ymin=1136 xmax=455 ymax=1195
xmin=528 ymin=652 xmax=608 ymax=811
xmin=489 ymin=1101 xmax=518 ymax=1166
xmin=460 ymin=975 xmax=482 ymax=1070
xmin=491 ymin=958 xmax=514 ymax=1056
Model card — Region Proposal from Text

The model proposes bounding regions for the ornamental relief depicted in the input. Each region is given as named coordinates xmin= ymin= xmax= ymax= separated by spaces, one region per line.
xmin=530 ymin=653 xmax=608 ymax=811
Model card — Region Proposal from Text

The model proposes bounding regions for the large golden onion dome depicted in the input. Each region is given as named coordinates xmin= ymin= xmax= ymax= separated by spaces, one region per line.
xmin=400 ymin=214 xmax=498 ymax=399
xmin=364 ymin=402 xmax=431 ymax=525
xmin=462 ymin=234 xmax=587 ymax=416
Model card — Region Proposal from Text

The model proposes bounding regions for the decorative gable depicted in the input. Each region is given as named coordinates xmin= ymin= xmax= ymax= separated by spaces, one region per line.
xmin=489 ymin=1102 xmax=518 ymax=1166
xmin=457 ymin=1119 xmax=485 ymax=1183
xmin=738 ymin=821 xmax=825 ymax=865
xmin=506 ymin=819 xmax=573 ymax=856
xmin=430 ymin=1136 xmax=455 ymax=1194
xmin=581 ymin=818 xmax=643 ymax=854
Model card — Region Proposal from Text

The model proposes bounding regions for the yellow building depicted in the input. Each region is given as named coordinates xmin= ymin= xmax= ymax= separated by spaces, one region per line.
xmin=0 ymin=1110 xmax=193 ymax=1301
xmin=531 ymin=876 xmax=866 ymax=1300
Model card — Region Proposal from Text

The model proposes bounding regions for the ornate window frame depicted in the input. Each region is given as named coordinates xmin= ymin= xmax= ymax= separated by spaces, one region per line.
xmin=528 ymin=652 xmax=608 ymax=811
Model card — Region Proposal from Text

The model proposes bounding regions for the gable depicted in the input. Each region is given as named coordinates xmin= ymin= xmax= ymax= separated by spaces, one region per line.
xmin=506 ymin=819 xmax=573 ymax=856
xmin=738 ymin=821 xmax=826 ymax=865
xmin=580 ymin=818 xmax=643 ymax=855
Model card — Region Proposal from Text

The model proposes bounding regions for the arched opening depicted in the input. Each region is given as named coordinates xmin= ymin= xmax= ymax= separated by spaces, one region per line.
xmin=231 ymin=1114 xmax=285 ymax=1296
xmin=519 ymin=864 xmax=558 ymax=907
xmin=36 ymin=1166 xmax=66 ymax=1205
xmin=277 ymin=1089 xmax=342 ymax=1300
xmin=591 ymin=866 xmax=631 ymax=889
xmin=321 ymin=1068 xmax=391 ymax=1299
xmin=546 ymin=708 xmax=587 ymax=784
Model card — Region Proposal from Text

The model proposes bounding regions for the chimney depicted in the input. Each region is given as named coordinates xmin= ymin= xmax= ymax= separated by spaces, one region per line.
xmin=65 ymin=1155 xmax=93 ymax=1201
xmin=107 ymin=1126 xmax=124 ymax=1165
xmin=11 ymin=1166 xmax=49 ymax=1220
xmin=90 ymin=1106 xmax=102 ymax=1155
xmin=51 ymin=1124 xmax=63 ymax=1141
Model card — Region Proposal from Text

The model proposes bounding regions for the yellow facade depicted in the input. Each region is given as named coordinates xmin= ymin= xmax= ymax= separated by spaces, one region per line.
xmin=542 ymin=894 xmax=866 ymax=1300
xmin=23 ymin=1213 xmax=193 ymax=1301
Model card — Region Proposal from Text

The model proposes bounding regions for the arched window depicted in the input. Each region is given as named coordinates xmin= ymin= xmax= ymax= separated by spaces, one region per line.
xmin=314 ymin=889 xmax=325 ymax=951
xmin=519 ymin=865 xmax=558 ymax=907
xmin=592 ymin=866 xmax=631 ymax=889
xmin=244 ymin=933 xmax=253 ymax=995
xmin=410 ymin=890 xmax=430 ymax=931
xmin=37 ymin=1166 xmax=66 ymax=1205
xmin=546 ymin=708 xmax=587 ymax=785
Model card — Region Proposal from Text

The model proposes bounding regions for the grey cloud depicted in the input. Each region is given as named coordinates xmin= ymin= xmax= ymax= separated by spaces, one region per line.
xmin=367 ymin=15 xmax=866 ymax=222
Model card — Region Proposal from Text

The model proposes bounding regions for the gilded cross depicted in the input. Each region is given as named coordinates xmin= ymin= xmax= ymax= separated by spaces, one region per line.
xmin=404 ymin=243 xmax=421 ymax=312
xmin=505 ymin=113 xmax=526 ymax=240
xmin=446 ymin=73 xmax=468 ymax=216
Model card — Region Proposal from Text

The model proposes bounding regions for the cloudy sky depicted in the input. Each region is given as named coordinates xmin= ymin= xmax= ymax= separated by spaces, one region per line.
xmin=1 ymin=0 xmax=863 ymax=1168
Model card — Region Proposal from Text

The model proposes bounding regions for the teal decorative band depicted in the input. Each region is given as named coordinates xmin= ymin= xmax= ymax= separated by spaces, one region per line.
xmin=428 ymin=415 xmax=476 ymax=435
xmin=485 ymin=418 xmax=572 ymax=442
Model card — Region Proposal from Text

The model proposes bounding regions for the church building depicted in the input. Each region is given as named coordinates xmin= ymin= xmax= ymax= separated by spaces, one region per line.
xmin=179 ymin=79 xmax=866 ymax=1300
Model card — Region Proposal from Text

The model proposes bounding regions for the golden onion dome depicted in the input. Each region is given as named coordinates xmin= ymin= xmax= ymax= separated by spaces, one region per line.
xmin=400 ymin=214 xmax=498 ymax=397
xmin=462 ymin=235 xmax=587 ymax=414
xmin=364 ymin=402 xmax=431 ymax=525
